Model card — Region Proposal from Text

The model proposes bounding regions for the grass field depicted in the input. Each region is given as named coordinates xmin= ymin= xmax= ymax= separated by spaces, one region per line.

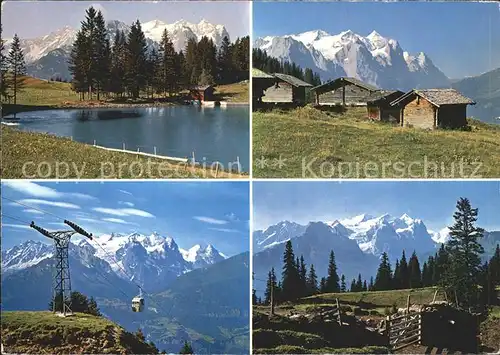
xmin=1 ymin=77 xmax=249 ymax=113
xmin=1 ymin=311 xmax=158 ymax=354
xmin=253 ymin=106 xmax=500 ymax=178
xmin=0 ymin=126 xmax=245 ymax=179
xmin=253 ymin=287 xmax=500 ymax=354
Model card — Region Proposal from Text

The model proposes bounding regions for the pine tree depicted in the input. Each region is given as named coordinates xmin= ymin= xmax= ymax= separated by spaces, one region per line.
xmin=374 ymin=252 xmax=392 ymax=291
xmin=369 ymin=276 xmax=374 ymax=291
xmin=356 ymin=274 xmax=363 ymax=292
xmin=340 ymin=274 xmax=346 ymax=292
xmin=126 ymin=20 xmax=148 ymax=98
xmin=421 ymin=262 xmax=431 ymax=287
xmin=393 ymin=259 xmax=401 ymax=289
xmin=199 ymin=68 xmax=215 ymax=86
xmin=319 ymin=277 xmax=327 ymax=293
xmin=146 ymin=48 xmax=160 ymax=98
xmin=306 ymin=264 xmax=318 ymax=295
xmin=409 ymin=251 xmax=422 ymax=288
xmin=363 ymin=280 xmax=368 ymax=291
xmin=158 ymin=29 xmax=177 ymax=96
xmin=7 ymin=34 xmax=26 ymax=105
xmin=185 ymin=38 xmax=200 ymax=86
xmin=281 ymin=240 xmax=300 ymax=301
xmin=179 ymin=340 xmax=193 ymax=354
xmin=69 ymin=29 xmax=89 ymax=99
xmin=490 ymin=244 xmax=500 ymax=286
xmin=217 ymin=35 xmax=232 ymax=83
xmin=264 ymin=268 xmax=277 ymax=305
xmin=299 ymin=255 xmax=307 ymax=297
xmin=0 ymin=24 xmax=9 ymax=101
xmin=325 ymin=250 xmax=340 ymax=293
xmin=442 ymin=197 xmax=485 ymax=308
xmin=136 ymin=328 xmax=145 ymax=341
xmin=399 ymin=250 xmax=409 ymax=289
xmin=435 ymin=244 xmax=449 ymax=285
xmin=93 ymin=10 xmax=111 ymax=99
xmin=110 ymin=30 xmax=127 ymax=97
xmin=304 ymin=68 xmax=314 ymax=85
xmin=350 ymin=279 xmax=356 ymax=292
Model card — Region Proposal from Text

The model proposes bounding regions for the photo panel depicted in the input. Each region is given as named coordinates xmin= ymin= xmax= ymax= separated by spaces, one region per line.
xmin=1 ymin=0 xmax=250 ymax=179
xmin=252 ymin=180 xmax=500 ymax=354
xmin=1 ymin=180 xmax=250 ymax=354
xmin=252 ymin=1 xmax=500 ymax=179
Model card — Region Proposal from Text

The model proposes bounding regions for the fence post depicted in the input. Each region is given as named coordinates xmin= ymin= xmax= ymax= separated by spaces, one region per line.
xmin=123 ymin=142 xmax=125 ymax=151
xmin=336 ymin=298 xmax=341 ymax=325
xmin=418 ymin=313 xmax=422 ymax=345
xmin=215 ymin=163 xmax=219 ymax=178
xmin=154 ymin=146 xmax=157 ymax=156
xmin=386 ymin=315 xmax=391 ymax=347
xmin=93 ymin=139 xmax=96 ymax=146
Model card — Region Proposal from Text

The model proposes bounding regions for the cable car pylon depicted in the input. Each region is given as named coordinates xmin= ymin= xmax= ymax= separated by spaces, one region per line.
xmin=132 ymin=286 xmax=145 ymax=312
xmin=30 ymin=220 xmax=93 ymax=317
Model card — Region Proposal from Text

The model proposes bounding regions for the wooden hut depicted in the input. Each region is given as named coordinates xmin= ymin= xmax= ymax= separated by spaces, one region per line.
xmin=311 ymin=77 xmax=379 ymax=107
xmin=390 ymin=89 xmax=475 ymax=129
xmin=366 ymin=90 xmax=405 ymax=122
xmin=262 ymin=73 xmax=313 ymax=105
xmin=252 ymin=68 xmax=276 ymax=105
xmin=190 ymin=85 xmax=215 ymax=102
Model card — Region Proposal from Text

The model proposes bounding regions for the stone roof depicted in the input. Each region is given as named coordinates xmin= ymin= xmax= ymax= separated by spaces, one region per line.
xmin=252 ymin=68 xmax=274 ymax=79
xmin=366 ymin=90 xmax=405 ymax=104
xmin=391 ymin=89 xmax=476 ymax=107
xmin=311 ymin=77 xmax=379 ymax=93
xmin=273 ymin=73 xmax=313 ymax=87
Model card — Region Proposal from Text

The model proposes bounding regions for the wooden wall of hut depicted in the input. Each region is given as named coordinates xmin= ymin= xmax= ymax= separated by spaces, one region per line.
xmin=317 ymin=84 xmax=373 ymax=106
xmin=437 ymin=104 xmax=468 ymax=129
xmin=262 ymin=81 xmax=293 ymax=103
xmin=401 ymin=96 xmax=436 ymax=129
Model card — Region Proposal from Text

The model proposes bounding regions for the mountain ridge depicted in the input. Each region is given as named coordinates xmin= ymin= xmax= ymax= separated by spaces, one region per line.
xmin=255 ymin=29 xmax=451 ymax=90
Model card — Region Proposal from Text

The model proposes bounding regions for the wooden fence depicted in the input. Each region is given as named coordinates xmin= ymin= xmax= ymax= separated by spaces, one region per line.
xmin=387 ymin=312 xmax=422 ymax=351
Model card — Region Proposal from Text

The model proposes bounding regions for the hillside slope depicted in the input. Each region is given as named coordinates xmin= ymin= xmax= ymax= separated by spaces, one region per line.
xmin=1 ymin=311 xmax=159 ymax=354
xmin=452 ymin=67 xmax=500 ymax=124
xmin=253 ymin=107 xmax=500 ymax=178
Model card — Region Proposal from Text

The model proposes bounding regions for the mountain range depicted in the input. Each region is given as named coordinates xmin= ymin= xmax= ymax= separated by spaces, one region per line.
xmin=2 ymin=232 xmax=226 ymax=292
xmin=1 ymin=233 xmax=248 ymax=353
xmin=253 ymin=214 xmax=499 ymax=296
xmin=255 ymin=29 xmax=451 ymax=90
xmin=7 ymin=19 xmax=230 ymax=80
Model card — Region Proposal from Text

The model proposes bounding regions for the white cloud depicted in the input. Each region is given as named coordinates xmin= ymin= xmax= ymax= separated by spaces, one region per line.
xmin=3 ymin=181 xmax=96 ymax=200
xmin=20 ymin=199 xmax=80 ymax=209
xmin=225 ymin=212 xmax=239 ymax=222
xmin=194 ymin=216 xmax=228 ymax=225
xmin=102 ymin=218 xmax=137 ymax=225
xmin=77 ymin=217 xmax=103 ymax=223
xmin=23 ymin=209 xmax=44 ymax=215
xmin=209 ymin=227 xmax=241 ymax=234
xmin=118 ymin=201 xmax=135 ymax=207
xmin=93 ymin=207 xmax=154 ymax=218
xmin=2 ymin=223 xmax=33 ymax=230
xmin=3 ymin=181 xmax=60 ymax=198
xmin=118 ymin=189 xmax=133 ymax=196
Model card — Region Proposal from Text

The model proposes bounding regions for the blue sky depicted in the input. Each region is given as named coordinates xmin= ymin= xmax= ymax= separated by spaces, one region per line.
xmin=253 ymin=181 xmax=500 ymax=233
xmin=2 ymin=1 xmax=250 ymax=39
xmin=254 ymin=1 xmax=500 ymax=78
xmin=1 ymin=181 xmax=250 ymax=254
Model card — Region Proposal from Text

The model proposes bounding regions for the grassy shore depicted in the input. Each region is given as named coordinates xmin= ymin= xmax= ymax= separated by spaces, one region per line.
xmin=253 ymin=106 xmax=500 ymax=178
xmin=2 ymin=311 xmax=158 ymax=354
xmin=1 ymin=77 xmax=249 ymax=116
xmin=1 ymin=126 xmax=245 ymax=179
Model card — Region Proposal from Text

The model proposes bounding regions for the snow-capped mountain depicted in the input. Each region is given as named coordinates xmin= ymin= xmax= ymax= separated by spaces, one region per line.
xmin=252 ymin=221 xmax=307 ymax=253
xmin=180 ymin=244 xmax=226 ymax=268
xmin=10 ymin=19 xmax=230 ymax=80
xmin=2 ymin=233 xmax=226 ymax=292
xmin=254 ymin=213 xmax=438 ymax=263
xmin=255 ymin=29 xmax=450 ymax=90
xmin=1 ymin=241 xmax=53 ymax=274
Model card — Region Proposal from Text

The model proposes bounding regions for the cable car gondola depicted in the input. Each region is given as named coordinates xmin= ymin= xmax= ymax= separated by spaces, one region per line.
xmin=132 ymin=287 xmax=145 ymax=312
